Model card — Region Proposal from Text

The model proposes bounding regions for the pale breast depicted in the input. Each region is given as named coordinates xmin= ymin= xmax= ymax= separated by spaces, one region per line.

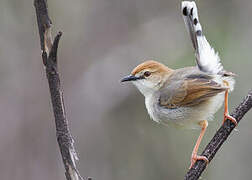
xmin=145 ymin=92 xmax=225 ymax=129
xmin=145 ymin=95 xmax=159 ymax=123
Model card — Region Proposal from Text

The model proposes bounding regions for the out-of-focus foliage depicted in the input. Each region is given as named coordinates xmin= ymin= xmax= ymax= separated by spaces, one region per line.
xmin=0 ymin=0 xmax=251 ymax=179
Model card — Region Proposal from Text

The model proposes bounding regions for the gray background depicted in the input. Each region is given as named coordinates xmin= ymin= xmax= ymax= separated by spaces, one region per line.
xmin=0 ymin=0 xmax=252 ymax=179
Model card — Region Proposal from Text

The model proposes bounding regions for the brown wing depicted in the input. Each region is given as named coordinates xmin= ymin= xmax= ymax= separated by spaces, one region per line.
xmin=159 ymin=77 xmax=227 ymax=108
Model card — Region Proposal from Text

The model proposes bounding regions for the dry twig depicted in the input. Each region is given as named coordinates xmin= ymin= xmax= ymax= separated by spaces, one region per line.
xmin=34 ymin=0 xmax=85 ymax=179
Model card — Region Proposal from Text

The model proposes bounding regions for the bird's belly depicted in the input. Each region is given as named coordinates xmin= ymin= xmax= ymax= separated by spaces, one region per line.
xmin=145 ymin=93 xmax=225 ymax=129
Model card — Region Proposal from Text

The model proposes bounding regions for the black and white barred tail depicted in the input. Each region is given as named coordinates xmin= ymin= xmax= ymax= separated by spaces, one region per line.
xmin=181 ymin=1 xmax=224 ymax=75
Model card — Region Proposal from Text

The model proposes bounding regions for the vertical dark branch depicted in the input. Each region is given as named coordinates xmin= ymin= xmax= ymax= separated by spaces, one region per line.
xmin=34 ymin=0 xmax=84 ymax=179
xmin=185 ymin=90 xmax=252 ymax=180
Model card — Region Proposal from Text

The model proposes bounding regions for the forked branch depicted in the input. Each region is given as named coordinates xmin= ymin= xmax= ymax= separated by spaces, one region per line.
xmin=34 ymin=0 xmax=84 ymax=179
xmin=185 ymin=90 xmax=252 ymax=180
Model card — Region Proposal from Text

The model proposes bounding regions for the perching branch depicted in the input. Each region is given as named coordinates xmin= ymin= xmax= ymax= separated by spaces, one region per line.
xmin=185 ymin=90 xmax=252 ymax=180
xmin=34 ymin=0 xmax=84 ymax=179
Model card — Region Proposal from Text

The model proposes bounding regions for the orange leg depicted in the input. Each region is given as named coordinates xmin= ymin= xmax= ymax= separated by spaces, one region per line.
xmin=222 ymin=89 xmax=237 ymax=126
xmin=189 ymin=120 xmax=209 ymax=169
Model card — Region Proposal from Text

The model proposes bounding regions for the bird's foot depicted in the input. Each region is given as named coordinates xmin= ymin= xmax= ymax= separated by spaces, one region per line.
xmin=189 ymin=154 xmax=209 ymax=169
xmin=223 ymin=113 xmax=237 ymax=126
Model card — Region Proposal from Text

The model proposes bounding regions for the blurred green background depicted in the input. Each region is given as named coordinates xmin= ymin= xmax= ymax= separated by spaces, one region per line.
xmin=0 ymin=0 xmax=251 ymax=179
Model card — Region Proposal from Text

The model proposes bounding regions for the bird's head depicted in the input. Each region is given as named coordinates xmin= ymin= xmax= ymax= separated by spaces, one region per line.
xmin=121 ymin=60 xmax=173 ymax=96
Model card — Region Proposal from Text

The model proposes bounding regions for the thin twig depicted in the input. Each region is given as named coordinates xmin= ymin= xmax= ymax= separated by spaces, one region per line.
xmin=185 ymin=90 xmax=252 ymax=180
xmin=34 ymin=0 xmax=85 ymax=179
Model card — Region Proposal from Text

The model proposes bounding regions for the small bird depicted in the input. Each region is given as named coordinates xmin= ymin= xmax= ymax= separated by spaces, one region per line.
xmin=121 ymin=1 xmax=237 ymax=168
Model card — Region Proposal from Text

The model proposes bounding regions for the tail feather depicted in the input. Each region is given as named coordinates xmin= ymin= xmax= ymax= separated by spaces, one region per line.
xmin=181 ymin=1 xmax=223 ymax=75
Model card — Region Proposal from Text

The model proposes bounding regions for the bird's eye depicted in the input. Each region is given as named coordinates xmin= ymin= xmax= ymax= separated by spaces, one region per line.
xmin=144 ymin=71 xmax=151 ymax=77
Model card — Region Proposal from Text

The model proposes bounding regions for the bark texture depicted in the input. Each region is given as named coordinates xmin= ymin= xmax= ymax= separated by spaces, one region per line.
xmin=34 ymin=0 xmax=84 ymax=179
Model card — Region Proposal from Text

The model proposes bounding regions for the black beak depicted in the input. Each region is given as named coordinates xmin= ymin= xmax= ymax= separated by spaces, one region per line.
xmin=121 ymin=75 xmax=143 ymax=82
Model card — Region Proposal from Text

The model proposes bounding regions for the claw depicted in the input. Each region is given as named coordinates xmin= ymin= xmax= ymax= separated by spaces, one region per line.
xmin=189 ymin=120 xmax=208 ymax=169
xmin=190 ymin=154 xmax=209 ymax=169
xmin=223 ymin=113 xmax=237 ymax=126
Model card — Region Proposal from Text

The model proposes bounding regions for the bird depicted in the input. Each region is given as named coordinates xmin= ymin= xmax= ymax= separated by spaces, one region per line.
xmin=121 ymin=1 xmax=237 ymax=169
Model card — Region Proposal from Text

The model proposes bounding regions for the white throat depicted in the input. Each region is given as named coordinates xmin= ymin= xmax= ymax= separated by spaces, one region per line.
xmin=132 ymin=80 xmax=159 ymax=122
xmin=132 ymin=80 xmax=157 ymax=97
